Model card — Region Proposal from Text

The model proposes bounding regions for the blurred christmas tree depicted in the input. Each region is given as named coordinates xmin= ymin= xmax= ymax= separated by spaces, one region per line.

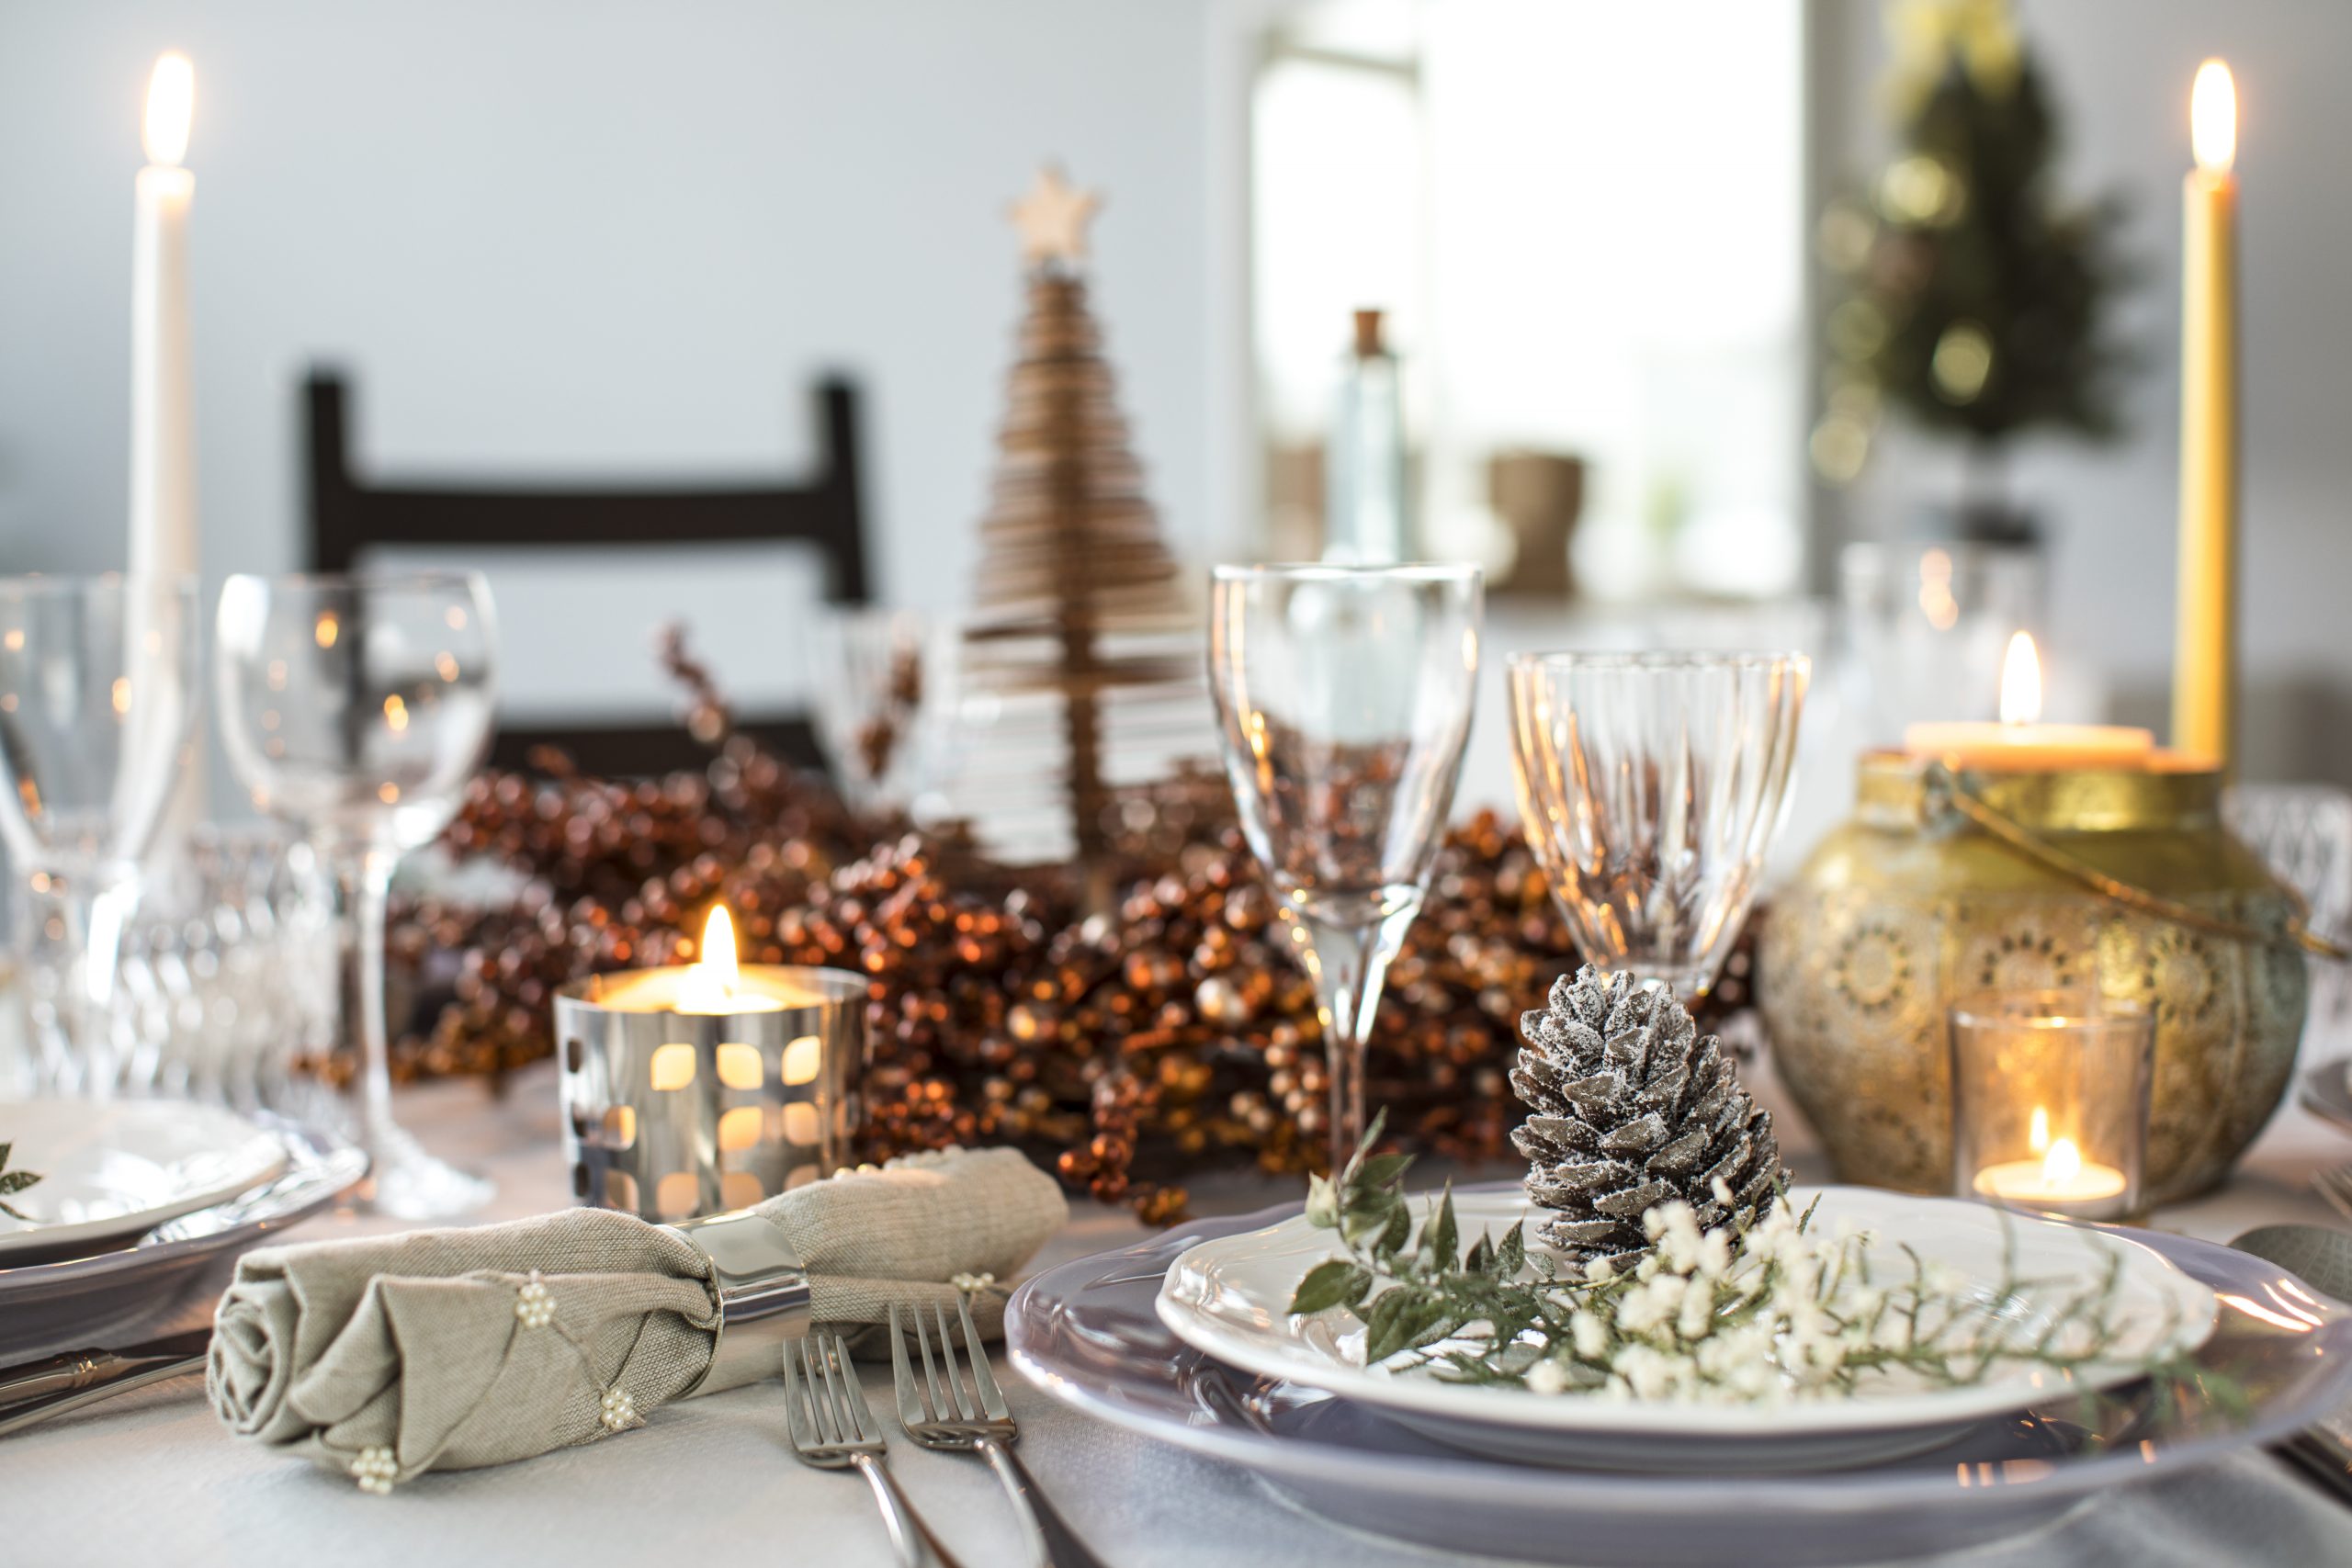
xmin=956 ymin=167 xmax=1209 ymax=907
xmin=1812 ymin=0 xmax=2136 ymax=540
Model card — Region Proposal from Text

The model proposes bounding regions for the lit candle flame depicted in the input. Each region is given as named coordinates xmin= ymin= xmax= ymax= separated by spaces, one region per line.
xmin=143 ymin=52 xmax=195 ymax=168
xmin=2042 ymin=1136 xmax=2084 ymax=1189
xmin=1997 ymin=631 xmax=2042 ymax=726
xmin=2028 ymin=1106 xmax=2050 ymax=1155
xmin=678 ymin=905 xmax=742 ymax=1010
xmin=2192 ymin=59 xmax=2236 ymax=175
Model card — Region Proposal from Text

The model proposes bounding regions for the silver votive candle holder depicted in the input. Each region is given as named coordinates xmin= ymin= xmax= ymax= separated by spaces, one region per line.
xmin=555 ymin=911 xmax=865 ymax=1223
xmin=1948 ymin=989 xmax=2154 ymax=1224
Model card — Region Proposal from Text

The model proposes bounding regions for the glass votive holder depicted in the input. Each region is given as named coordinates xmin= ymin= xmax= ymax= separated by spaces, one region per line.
xmin=1948 ymin=989 xmax=2154 ymax=1223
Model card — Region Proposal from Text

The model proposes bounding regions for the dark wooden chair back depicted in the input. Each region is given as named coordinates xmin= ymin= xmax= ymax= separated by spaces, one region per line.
xmin=302 ymin=368 xmax=869 ymax=773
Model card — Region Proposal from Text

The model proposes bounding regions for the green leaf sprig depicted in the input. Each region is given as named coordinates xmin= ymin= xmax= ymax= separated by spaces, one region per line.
xmin=0 ymin=1142 xmax=43 ymax=1223
xmin=1293 ymin=1111 xmax=1551 ymax=1365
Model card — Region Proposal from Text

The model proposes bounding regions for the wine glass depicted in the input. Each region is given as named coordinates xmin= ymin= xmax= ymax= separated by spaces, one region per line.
xmin=1507 ymin=651 xmax=1808 ymax=1002
xmin=0 ymin=574 xmax=200 ymax=1095
xmin=215 ymin=572 xmax=499 ymax=1218
xmin=1208 ymin=563 xmax=1482 ymax=1168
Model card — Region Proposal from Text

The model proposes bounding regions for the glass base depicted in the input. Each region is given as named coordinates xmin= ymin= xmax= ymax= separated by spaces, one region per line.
xmin=1630 ymin=968 xmax=1720 ymax=1006
xmin=358 ymin=1120 xmax=494 ymax=1220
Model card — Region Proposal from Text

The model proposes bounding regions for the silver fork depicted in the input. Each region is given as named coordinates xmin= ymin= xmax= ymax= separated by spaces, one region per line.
xmin=2315 ymin=1164 xmax=2352 ymax=1224
xmin=890 ymin=1300 xmax=1113 ymax=1568
xmin=781 ymin=1332 xmax=967 ymax=1568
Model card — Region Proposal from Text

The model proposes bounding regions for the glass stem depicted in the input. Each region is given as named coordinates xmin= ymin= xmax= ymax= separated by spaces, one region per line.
xmin=1293 ymin=899 xmax=1420 ymax=1169
xmin=323 ymin=840 xmax=400 ymax=1158
xmin=38 ymin=873 xmax=137 ymax=1098
xmin=60 ymin=879 xmax=134 ymax=1100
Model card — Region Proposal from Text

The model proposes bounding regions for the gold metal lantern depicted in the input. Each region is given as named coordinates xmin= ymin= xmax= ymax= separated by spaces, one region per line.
xmin=1758 ymin=752 xmax=2312 ymax=1203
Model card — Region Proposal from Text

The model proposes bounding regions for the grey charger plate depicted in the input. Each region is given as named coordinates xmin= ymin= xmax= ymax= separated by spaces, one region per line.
xmin=1008 ymin=1187 xmax=2352 ymax=1567
xmin=0 ymin=1114 xmax=365 ymax=1359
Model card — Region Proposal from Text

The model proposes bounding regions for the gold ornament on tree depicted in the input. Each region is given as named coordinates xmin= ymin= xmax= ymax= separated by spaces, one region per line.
xmin=956 ymin=165 xmax=1210 ymax=903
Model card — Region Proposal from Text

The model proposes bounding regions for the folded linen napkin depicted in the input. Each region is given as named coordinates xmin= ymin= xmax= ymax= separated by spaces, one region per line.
xmin=207 ymin=1146 xmax=1065 ymax=1490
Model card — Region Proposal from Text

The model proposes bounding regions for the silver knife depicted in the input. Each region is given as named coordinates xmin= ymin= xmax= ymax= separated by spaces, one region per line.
xmin=0 ymin=1329 xmax=212 ymax=1438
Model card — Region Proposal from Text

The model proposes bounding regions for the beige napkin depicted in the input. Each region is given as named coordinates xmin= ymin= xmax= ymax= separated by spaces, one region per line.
xmin=207 ymin=1146 xmax=1066 ymax=1490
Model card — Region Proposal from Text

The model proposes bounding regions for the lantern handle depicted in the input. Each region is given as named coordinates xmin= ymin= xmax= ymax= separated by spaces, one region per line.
xmin=1921 ymin=761 xmax=2351 ymax=964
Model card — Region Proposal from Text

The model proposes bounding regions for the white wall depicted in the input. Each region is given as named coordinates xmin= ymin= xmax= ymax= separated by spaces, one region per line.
xmin=1812 ymin=0 xmax=2352 ymax=782
xmin=12 ymin=0 xmax=2349 ymax=784
xmin=0 ymin=0 xmax=1218 ymax=728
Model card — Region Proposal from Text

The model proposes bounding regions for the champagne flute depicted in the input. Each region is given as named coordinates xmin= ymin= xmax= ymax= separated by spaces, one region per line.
xmin=1507 ymin=651 xmax=1807 ymax=1001
xmin=1208 ymin=563 xmax=1481 ymax=1168
xmin=0 ymin=574 xmax=200 ymax=1095
xmin=215 ymin=572 xmax=499 ymax=1218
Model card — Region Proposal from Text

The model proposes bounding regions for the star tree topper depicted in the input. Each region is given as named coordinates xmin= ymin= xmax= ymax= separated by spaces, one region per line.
xmin=1011 ymin=164 xmax=1102 ymax=269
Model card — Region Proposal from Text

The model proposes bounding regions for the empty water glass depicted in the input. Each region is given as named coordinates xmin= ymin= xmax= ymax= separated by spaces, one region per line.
xmin=112 ymin=824 xmax=334 ymax=1111
xmin=805 ymin=606 xmax=957 ymax=817
xmin=0 ymin=574 xmax=200 ymax=1095
xmin=2224 ymin=783 xmax=2352 ymax=1030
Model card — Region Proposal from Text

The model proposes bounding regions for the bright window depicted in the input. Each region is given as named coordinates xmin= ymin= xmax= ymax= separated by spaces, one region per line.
xmin=1251 ymin=0 xmax=1806 ymax=599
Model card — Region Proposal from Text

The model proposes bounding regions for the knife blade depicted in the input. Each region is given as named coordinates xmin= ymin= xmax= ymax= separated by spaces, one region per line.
xmin=0 ymin=1328 xmax=212 ymax=1438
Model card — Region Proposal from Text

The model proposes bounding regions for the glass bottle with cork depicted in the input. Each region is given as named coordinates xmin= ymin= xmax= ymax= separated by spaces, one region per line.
xmin=1324 ymin=309 xmax=1409 ymax=563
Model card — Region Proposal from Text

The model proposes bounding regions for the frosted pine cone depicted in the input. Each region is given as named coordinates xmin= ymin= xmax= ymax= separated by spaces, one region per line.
xmin=1509 ymin=965 xmax=1786 ymax=1262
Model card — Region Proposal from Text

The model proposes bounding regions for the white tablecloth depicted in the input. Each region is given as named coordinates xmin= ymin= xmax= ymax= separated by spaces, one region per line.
xmin=9 ymin=1058 xmax=2352 ymax=1568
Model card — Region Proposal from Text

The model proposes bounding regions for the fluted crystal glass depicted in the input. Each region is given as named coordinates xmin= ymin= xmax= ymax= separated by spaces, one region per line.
xmin=215 ymin=572 xmax=499 ymax=1218
xmin=0 ymin=574 xmax=200 ymax=1095
xmin=1508 ymin=651 xmax=1807 ymax=1001
xmin=1209 ymin=563 xmax=1481 ymax=1168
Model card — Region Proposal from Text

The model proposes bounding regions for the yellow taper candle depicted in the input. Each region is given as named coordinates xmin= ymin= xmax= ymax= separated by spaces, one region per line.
xmin=2173 ymin=59 xmax=2237 ymax=772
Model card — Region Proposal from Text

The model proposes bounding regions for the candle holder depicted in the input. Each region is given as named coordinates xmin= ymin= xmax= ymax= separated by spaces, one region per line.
xmin=555 ymin=964 xmax=865 ymax=1223
xmin=1948 ymin=989 xmax=2154 ymax=1223
xmin=1760 ymin=751 xmax=2308 ymax=1201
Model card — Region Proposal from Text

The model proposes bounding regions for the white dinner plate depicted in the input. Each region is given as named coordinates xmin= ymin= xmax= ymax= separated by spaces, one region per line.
xmin=0 ymin=1099 xmax=288 ymax=1262
xmin=1157 ymin=1185 xmax=2217 ymax=1472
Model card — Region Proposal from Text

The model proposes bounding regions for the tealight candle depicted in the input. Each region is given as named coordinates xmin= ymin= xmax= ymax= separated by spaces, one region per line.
xmin=590 ymin=908 xmax=801 ymax=1014
xmin=1905 ymin=633 xmax=2154 ymax=771
xmin=1972 ymin=1127 xmax=2130 ymax=1215
xmin=1948 ymin=992 xmax=2153 ymax=1224
xmin=555 ymin=906 xmax=866 ymax=1224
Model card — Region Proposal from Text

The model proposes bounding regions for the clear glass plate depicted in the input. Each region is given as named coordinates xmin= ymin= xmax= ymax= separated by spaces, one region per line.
xmin=1009 ymin=1187 xmax=2352 ymax=1567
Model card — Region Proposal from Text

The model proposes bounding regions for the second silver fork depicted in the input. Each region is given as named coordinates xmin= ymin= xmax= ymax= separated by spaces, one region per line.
xmin=782 ymin=1331 xmax=967 ymax=1568
xmin=890 ymin=1301 xmax=1113 ymax=1568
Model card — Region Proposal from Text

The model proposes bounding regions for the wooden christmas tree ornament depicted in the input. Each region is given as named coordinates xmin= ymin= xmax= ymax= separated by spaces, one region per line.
xmin=956 ymin=165 xmax=1209 ymax=898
